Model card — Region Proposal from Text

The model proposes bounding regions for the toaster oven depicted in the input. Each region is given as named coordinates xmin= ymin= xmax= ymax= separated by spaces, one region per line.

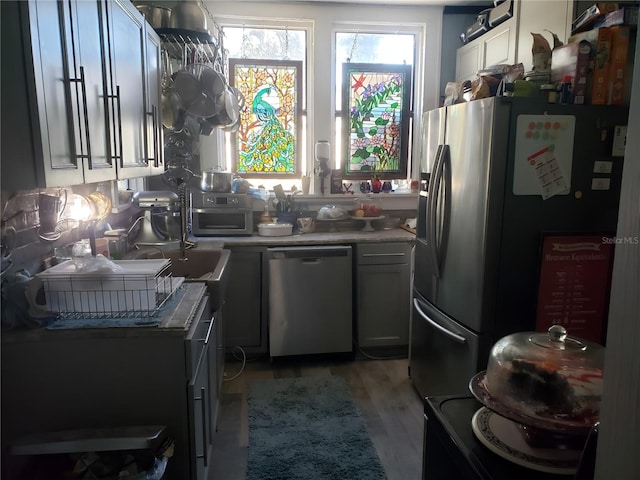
xmin=190 ymin=192 xmax=254 ymax=236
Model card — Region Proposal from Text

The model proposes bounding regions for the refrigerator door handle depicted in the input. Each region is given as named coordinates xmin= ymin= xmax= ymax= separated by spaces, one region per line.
xmin=427 ymin=145 xmax=443 ymax=277
xmin=429 ymin=144 xmax=447 ymax=278
xmin=413 ymin=297 xmax=466 ymax=344
xmin=434 ymin=144 xmax=450 ymax=270
xmin=426 ymin=144 xmax=443 ymax=195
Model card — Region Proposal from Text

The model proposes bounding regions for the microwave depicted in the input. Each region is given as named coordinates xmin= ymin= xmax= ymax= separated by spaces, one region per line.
xmin=190 ymin=192 xmax=254 ymax=236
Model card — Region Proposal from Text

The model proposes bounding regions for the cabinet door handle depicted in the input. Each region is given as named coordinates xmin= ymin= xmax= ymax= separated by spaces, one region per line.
xmin=107 ymin=86 xmax=124 ymax=166
xmin=69 ymin=66 xmax=92 ymax=167
xmin=195 ymin=386 xmax=208 ymax=466
xmin=151 ymin=105 xmax=162 ymax=167
xmin=145 ymin=106 xmax=156 ymax=165
xmin=198 ymin=316 xmax=215 ymax=344
xmin=361 ymin=253 xmax=406 ymax=257
xmin=115 ymin=86 xmax=124 ymax=167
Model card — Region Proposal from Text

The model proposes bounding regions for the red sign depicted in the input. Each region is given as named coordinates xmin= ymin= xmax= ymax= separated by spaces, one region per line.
xmin=535 ymin=235 xmax=614 ymax=344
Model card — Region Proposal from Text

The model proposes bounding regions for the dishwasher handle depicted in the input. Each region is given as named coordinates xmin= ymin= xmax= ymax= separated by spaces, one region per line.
xmin=268 ymin=246 xmax=351 ymax=260
xmin=301 ymin=258 xmax=321 ymax=263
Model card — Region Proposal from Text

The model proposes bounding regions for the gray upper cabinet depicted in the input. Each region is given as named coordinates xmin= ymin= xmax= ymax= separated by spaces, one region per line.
xmin=105 ymin=0 xmax=163 ymax=179
xmin=454 ymin=0 xmax=573 ymax=83
xmin=1 ymin=0 xmax=116 ymax=190
xmin=0 ymin=0 xmax=163 ymax=190
xmin=144 ymin=25 xmax=165 ymax=176
xmin=68 ymin=0 xmax=115 ymax=184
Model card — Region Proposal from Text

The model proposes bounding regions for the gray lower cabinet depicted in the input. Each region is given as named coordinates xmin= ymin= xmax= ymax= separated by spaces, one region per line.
xmin=1 ymin=288 xmax=216 ymax=480
xmin=356 ymin=242 xmax=413 ymax=348
xmin=224 ymin=247 xmax=268 ymax=354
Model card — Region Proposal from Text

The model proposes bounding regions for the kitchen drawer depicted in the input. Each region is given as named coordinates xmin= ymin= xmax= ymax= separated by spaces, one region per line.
xmin=356 ymin=242 xmax=413 ymax=265
xmin=185 ymin=295 xmax=214 ymax=380
xmin=189 ymin=340 xmax=212 ymax=480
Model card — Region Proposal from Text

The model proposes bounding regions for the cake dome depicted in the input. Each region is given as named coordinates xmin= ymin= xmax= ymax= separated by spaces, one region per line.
xmin=483 ymin=325 xmax=604 ymax=427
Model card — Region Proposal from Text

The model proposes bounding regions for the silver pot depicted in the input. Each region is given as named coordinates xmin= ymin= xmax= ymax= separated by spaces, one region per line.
xmin=136 ymin=5 xmax=172 ymax=29
xmin=200 ymin=169 xmax=232 ymax=192
xmin=170 ymin=1 xmax=208 ymax=34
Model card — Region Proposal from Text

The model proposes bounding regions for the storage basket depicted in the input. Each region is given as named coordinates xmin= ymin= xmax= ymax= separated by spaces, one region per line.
xmin=37 ymin=259 xmax=176 ymax=318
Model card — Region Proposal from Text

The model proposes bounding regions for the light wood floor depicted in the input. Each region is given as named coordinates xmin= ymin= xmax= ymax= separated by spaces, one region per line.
xmin=208 ymin=353 xmax=424 ymax=480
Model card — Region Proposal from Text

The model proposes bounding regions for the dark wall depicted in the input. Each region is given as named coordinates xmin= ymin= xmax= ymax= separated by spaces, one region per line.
xmin=439 ymin=5 xmax=491 ymax=105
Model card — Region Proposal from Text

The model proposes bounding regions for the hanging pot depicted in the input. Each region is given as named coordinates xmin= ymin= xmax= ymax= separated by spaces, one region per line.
xmin=136 ymin=5 xmax=172 ymax=29
xmin=169 ymin=1 xmax=208 ymax=34
xmin=200 ymin=169 xmax=233 ymax=193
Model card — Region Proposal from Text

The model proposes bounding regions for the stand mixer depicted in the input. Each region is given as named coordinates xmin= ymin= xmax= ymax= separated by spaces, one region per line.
xmin=130 ymin=191 xmax=183 ymax=249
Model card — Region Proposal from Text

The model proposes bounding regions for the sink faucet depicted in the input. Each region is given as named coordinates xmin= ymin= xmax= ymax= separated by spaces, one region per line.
xmin=177 ymin=182 xmax=195 ymax=260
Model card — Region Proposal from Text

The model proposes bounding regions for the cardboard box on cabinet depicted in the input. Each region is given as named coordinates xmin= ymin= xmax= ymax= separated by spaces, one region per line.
xmin=607 ymin=26 xmax=631 ymax=105
xmin=569 ymin=27 xmax=613 ymax=104
xmin=569 ymin=26 xmax=631 ymax=105
xmin=551 ymin=40 xmax=592 ymax=104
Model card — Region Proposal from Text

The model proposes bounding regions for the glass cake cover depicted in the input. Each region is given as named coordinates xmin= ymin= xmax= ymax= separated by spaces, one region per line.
xmin=477 ymin=325 xmax=604 ymax=432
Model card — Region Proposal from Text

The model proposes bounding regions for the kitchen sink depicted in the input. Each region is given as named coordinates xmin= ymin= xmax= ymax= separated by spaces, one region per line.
xmin=124 ymin=247 xmax=231 ymax=310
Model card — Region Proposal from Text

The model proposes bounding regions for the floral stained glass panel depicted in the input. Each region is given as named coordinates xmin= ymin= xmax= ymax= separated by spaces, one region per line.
xmin=342 ymin=63 xmax=412 ymax=178
xmin=230 ymin=59 xmax=302 ymax=176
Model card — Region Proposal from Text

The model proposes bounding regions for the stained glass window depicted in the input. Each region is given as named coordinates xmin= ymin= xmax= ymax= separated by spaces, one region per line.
xmin=341 ymin=63 xmax=412 ymax=179
xmin=230 ymin=59 xmax=302 ymax=177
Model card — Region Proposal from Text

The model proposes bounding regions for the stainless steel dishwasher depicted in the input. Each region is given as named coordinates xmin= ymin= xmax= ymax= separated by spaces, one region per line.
xmin=267 ymin=246 xmax=353 ymax=357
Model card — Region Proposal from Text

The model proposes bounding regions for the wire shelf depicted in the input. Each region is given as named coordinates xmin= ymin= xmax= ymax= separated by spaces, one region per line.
xmin=38 ymin=260 xmax=181 ymax=320
xmin=158 ymin=28 xmax=224 ymax=72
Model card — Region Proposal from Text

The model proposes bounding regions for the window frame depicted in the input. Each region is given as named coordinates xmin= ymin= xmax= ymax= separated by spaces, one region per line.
xmin=340 ymin=62 xmax=413 ymax=180
xmin=217 ymin=20 xmax=311 ymax=188
xmin=229 ymin=57 xmax=304 ymax=179
xmin=211 ymin=4 xmax=442 ymax=191
xmin=332 ymin=23 xmax=424 ymax=182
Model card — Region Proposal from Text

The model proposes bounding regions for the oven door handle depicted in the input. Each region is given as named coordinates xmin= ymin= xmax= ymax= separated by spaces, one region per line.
xmin=413 ymin=297 xmax=466 ymax=344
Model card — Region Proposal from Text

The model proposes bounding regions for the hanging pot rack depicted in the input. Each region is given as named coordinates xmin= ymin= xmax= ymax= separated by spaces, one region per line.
xmin=157 ymin=28 xmax=224 ymax=72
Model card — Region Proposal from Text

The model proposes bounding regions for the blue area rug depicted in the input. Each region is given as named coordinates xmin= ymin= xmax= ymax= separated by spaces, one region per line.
xmin=247 ymin=376 xmax=387 ymax=480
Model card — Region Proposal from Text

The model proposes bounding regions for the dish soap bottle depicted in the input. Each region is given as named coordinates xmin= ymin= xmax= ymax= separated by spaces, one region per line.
xmin=259 ymin=205 xmax=272 ymax=224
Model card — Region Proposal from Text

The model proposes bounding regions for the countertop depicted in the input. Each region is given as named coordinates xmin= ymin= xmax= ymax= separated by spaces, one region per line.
xmin=3 ymin=229 xmax=414 ymax=341
xmin=191 ymin=226 xmax=415 ymax=247
xmin=1 ymin=283 xmax=207 ymax=342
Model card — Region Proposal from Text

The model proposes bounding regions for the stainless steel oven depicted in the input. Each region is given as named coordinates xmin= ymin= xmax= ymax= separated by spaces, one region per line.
xmin=190 ymin=192 xmax=254 ymax=236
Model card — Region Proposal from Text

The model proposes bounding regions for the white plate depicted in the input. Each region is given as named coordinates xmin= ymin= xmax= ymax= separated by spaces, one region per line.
xmin=471 ymin=407 xmax=581 ymax=475
xmin=469 ymin=371 xmax=597 ymax=434
xmin=258 ymin=223 xmax=293 ymax=237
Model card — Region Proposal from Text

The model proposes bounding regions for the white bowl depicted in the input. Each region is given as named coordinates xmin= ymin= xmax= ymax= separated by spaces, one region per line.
xmin=258 ymin=223 xmax=293 ymax=237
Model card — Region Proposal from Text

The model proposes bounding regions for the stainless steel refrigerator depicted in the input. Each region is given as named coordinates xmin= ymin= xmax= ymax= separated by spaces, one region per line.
xmin=409 ymin=96 xmax=628 ymax=399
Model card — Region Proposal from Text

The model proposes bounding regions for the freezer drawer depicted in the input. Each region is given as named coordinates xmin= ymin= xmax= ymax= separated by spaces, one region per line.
xmin=409 ymin=290 xmax=491 ymax=398
xmin=267 ymin=246 xmax=353 ymax=357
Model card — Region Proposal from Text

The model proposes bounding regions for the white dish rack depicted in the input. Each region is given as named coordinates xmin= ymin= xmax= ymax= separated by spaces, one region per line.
xmin=37 ymin=259 xmax=181 ymax=319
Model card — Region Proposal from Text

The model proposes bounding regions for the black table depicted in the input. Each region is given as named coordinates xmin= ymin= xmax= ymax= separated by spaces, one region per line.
xmin=423 ymin=395 xmax=579 ymax=480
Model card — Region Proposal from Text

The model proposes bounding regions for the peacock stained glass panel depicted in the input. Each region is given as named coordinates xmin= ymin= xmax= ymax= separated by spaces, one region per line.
xmin=342 ymin=63 xmax=412 ymax=179
xmin=230 ymin=59 xmax=302 ymax=176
